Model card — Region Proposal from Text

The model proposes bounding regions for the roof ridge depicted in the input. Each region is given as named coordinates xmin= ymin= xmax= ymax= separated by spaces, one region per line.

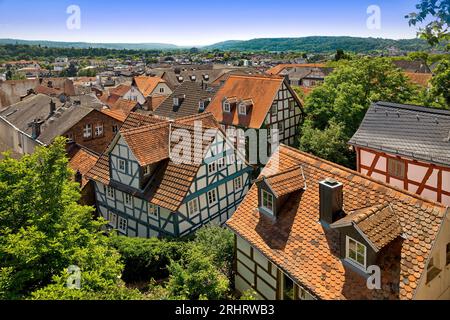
xmin=260 ymin=164 xmax=303 ymax=180
xmin=280 ymin=145 xmax=447 ymax=210
xmin=121 ymin=122 xmax=169 ymax=135
xmin=374 ymin=101 xmax=450 ymax=116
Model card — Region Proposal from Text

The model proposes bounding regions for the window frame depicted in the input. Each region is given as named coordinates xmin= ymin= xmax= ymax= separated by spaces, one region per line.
xmin=107 ymin=211 xmax=117 ymax=228
xmin=387 ymin=157 xmax=406 ymax=180
xmin=94 ymin=123 xmax=104 ymax=137
xmin=223 ymin=102 xmax=231 ymax=113
xmin=118 ymin=216 xmax=127 ymax=234
xmin=148 ymin=203 xmax=158 ymax=218
xmin=187 ymin=198 xmax=200 ymax=217
xmin=207 ymin=189 xmax=217 ymax=205
xmin=208 ymin=161 xmax=217 ymax=174
xmin=106 ymin=186 xmax=115 ymax=200
xmin=234 ymin=176 xmax=243 ymax=191
xmin=124 ymin=193 xmax=133 ymax=208
xmin=346 ymin=236 xmax=367 ymax=269
xmin=83 ymin=123 xmax=92 ymax=138
xmin=238 ymin=103 xmax=247 ymax=115
xmin=261 ymin=189 xmax=274 ymax=214
xmin=118 ymin=159 xmax=127 ymax=173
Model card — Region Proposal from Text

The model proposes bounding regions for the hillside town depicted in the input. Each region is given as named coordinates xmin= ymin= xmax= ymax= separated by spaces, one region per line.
xmin=0 ymin=0 xmax=449 ymax=304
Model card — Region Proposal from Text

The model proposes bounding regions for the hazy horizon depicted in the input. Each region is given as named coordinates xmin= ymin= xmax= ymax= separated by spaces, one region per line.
xmin=0 ymin=0 xmax=425 ymax=46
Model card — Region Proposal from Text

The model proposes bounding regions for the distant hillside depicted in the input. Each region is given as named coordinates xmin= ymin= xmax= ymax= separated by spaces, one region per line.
xmin=206 ymin=36 xmax=433 ymax=53
xmin=0 ymin=39 xmax=181 ymax=50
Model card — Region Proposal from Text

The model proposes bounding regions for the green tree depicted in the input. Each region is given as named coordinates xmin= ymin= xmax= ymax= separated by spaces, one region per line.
xmin=0 ymin=138 xmax=127 ymax=299
xmin=299 ymin=58 xmax=416 ymax=167
xmin=407 ymin=0 xmax=450 ymax=49
xmin=416 ymin=58 xmax=450 ymax=108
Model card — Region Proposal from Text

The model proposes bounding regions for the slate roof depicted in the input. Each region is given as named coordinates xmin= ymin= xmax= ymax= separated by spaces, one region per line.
xmin=348 ymin=101 xmax=450 ymax=167
xmin=151 ymin=81 xmax=217 ymax=119
xmin=226 ymin=145 xmax=448 ymax=300
xmin=392 ymin=60 xmax=431 ymax=74
xmin=266 ymin=63 xmax=326 ymax=75
xmin=86 ymin=112 xmax=221 ymax=211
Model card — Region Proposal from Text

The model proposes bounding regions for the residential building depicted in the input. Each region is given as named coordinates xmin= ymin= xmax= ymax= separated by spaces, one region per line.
xmin=146 ymin=81 xmax=217 ymax=119
xmin=227 ymin=145 xmax=450 ymax=300
xmin=0 ymin=94 xmax=123 ymax=154
xmin=125 ymin=76 xmax=172 ymax=110
xmin=86 ymin=112 xmax=253 ymax=238
xmin=392 ymin=60 xmax=431 ymax=74
xmin=54 ymin=57 xmax=70 ymax=72
xmin=349 ymin=102 xmax=450 ymax=206
xmin=206 ymin=74 xmax=304 ymax=161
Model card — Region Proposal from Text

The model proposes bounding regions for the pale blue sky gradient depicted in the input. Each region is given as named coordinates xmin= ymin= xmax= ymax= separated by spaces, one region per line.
xmin=0 ymin=0 xmax=424 ymax=46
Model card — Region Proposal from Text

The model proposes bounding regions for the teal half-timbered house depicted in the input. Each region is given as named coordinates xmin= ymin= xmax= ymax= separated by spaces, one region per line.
xmin=87 ymin=112 xmax=253 ymax=238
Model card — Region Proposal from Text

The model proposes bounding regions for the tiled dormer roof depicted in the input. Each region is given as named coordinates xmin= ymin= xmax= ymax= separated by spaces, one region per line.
xmin=226 ymin=145 xmax=448 ymax=300
xmin=257 ymin=165 xmax=305 ymax=197
xmin=133 ymin=76 xmax=166 ymax=97
xmin=331 ymin=204 xmax=403 ymax=252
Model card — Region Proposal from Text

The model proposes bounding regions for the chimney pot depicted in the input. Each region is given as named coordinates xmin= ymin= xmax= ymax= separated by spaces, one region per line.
xmin=319 ymin=178 xmax=343 ymax=225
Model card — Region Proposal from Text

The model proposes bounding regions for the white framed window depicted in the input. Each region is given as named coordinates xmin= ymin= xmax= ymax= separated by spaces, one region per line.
xmin=83 ymin=124 xmax=92 ymax=138
xmin=159 ymin=87 xmax=164 ymax=93
xmin=107 ymin=211 xmax=117 ymax=228
xmin=207 ymin=189 xmax=217 ymax=205
xmin=105 ymin=186 xmax=115 ymax=200
xmin=148 ymin=203 xmax=158 ymax=217
xmin=118 ymin=159 xmax=127 ymax=173
xmin=187 ymin=198 xmax=200 ymax=217
xmin=65 ymin=132 xmax=74 ymax=142
xmin=227 ymin=153 xmax=235 ymax=165
xmin=223 ymin=102 xmax=231 ymax=112
xmin=94 ymin=123 xmax=103 ymax=137
xmin=208 ymin=161 xmax=217 ymax=174
xmin=238 ymin=103 xmax=246 ymax=115
xmin=124 ymin=193 xmax=133 ymax=207
xmin=118 ymin=216 xmax=127 ymax=234
xmin=234 ymin=176 xmax=243 ymax=191
xmin=143 ymin=165 xmax=151 ymax=176
xmin=199 ymin=101 xmax=205 ymax=110
xmin=346 ymin=236 xmax=366 ymax=269
xmin=261 ymin=189 xmax=274 ymax=213
xmin=270 ymin=104 xmax=277 ymax=116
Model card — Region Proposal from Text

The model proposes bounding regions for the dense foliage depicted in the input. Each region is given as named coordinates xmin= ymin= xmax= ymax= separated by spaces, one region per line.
xmin=298 ymin=58 xmax=417 ymax=168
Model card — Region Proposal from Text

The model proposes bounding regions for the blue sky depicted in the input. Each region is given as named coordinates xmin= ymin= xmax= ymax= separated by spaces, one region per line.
xmin=0 ymin=0 xmax=424 ymax=46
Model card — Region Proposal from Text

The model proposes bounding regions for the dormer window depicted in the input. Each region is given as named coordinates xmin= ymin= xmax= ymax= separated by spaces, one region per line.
xmin=238 ymin=103 xmax=247 ymax=115
xmin=199 ymin=100 xmax=205 ymax=112
xmin=223 ymin=102 xmax=231 ymax=113
xmin=261 ymin=189 xmax=274 ymax=214
xmin=346 ymin=236 xmax=366 ymax=269
xmin=143 ymin=165 xmax=151 ymax=176
xmin=173 ymin=97 xmax=179 ymax=107
xmin=190 ymin=75 xmax=196 ymax=81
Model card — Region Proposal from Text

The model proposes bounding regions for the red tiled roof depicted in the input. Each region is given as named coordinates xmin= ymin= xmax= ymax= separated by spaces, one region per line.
xmin=226 ymin=145 xmax=448 ymax=300
xmin=109 ymin=84 xmax=131 ymax=97
xmin=266 ymin=63 xmax=326 ymax=75
xmin=206 ymin=74 xmax=284 ymax=129
xmin=68 ymin=146 xmax=99 ymax=188
xmin=101 ymin=109 xmax=128 ymax=122
xmin=404 ymin=72 xmax=432 ymax=88
xmin=87 ymin=112 xmax=221 ymax=211
xmin=133 ymin=76 xmax=166 ymax=97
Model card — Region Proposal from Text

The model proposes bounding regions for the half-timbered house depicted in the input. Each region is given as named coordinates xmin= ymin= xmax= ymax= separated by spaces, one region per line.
xmin=86 ymin=112 xmax=253 ymax=238
xmin=206 ymin=74 xmax=304 ymax=163
xmin=227 ymin=145 xmax=450 ymax=300
xmin=349 ymin=102 xmax=450 ymax=206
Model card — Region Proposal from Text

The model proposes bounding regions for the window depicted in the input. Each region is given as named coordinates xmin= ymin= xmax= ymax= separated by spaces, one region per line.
xmin=447 ymin=243 xmax=450 ymax=266
xmin=83 ymin=124 xmax=92 ymax=138
xmin=426 ymin=257 xmax=441 ymax=283
xmin=112 ymin=125 xmax=118 ymax=134
xmin=143 ymin=165 xmax=151 ymax=176
xmin=238 ymin=103 xmax=246 ymax=115
xmin=118 ymin=159 xmax=127 ymax=173
xmin=187 ymin=199 xmax=199 ymax=217
xmin=227 ymin=153 xmax=235 ymax=165
xmin=118 ymin=216 xmax=127 ymax=234
xmin=289 ymin=100 xmax=296 ymax=111
xmin=208 ymin=161 xmax=217 ymax=174
xmin=270 ymin=104 xmax=277 ymax=116
xmin=234 ymin=176 xmax=243 ymax=190
xmin=159 ymin=87 xmax=165 ymax=93
xmin=107 ymin=211 xmax=117 ymax=228
xmin=65 ymin=132 xmax=74 ymax=142
xmin=207 ymin=189 xmax=217 ymax=205
xmin=124 ymin=193 xmax=133 ymax=207
xmin=148 ymin=203 xmax=158 ymax=217
xmin=278 ymin=121 xmax=284 ymax=132
xmin=94 ymin=123 xmax=103 ymax=137
xmin=217 ymin=157 xmax=225 ymax=170
xmin=388 ymin=158 xmax=405 ymax=179
xmin=106 ymin=186 xmax=115 ymax=199
xmin=223 ymin=102 xmax=231 ymax=112
xmin=346 ymin=237 xmax=366 ymax=268
xmin=282 ymin=273 xmax=295 ymax=300
xmin=261 ymin=189 xmax=274 ymax=213
xmin=199 ymin=101 xmax=205 ymax=111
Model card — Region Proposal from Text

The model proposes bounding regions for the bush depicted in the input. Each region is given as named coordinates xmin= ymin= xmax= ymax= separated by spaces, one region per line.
xmin=110 ymin=235 xmax=186 ymax=284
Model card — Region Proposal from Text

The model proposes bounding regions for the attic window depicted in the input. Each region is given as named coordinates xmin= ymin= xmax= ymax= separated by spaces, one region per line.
xmin=261 ymin=189 xmax=274 ymax=214
xmin=173 ymin=97 xmax=180 ymax=107
xmin=427 ymin=257 xmax=441 ymax=284
xmin=199 ymin=100 xmax=205 ymax=112
xmin=190 ymin=75 xmax=196 ymax=81
xmin=223 ymin=102 xmax=231 ymax=113
xmin=346 ymin=236 xmax=366 ymax=269
xmin=238 ymin=103 xmax=247 ymax=115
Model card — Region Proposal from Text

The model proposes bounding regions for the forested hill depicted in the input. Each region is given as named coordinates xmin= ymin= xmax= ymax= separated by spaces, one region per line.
xmin=206 ymin=36 xmax=433 ymax=53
